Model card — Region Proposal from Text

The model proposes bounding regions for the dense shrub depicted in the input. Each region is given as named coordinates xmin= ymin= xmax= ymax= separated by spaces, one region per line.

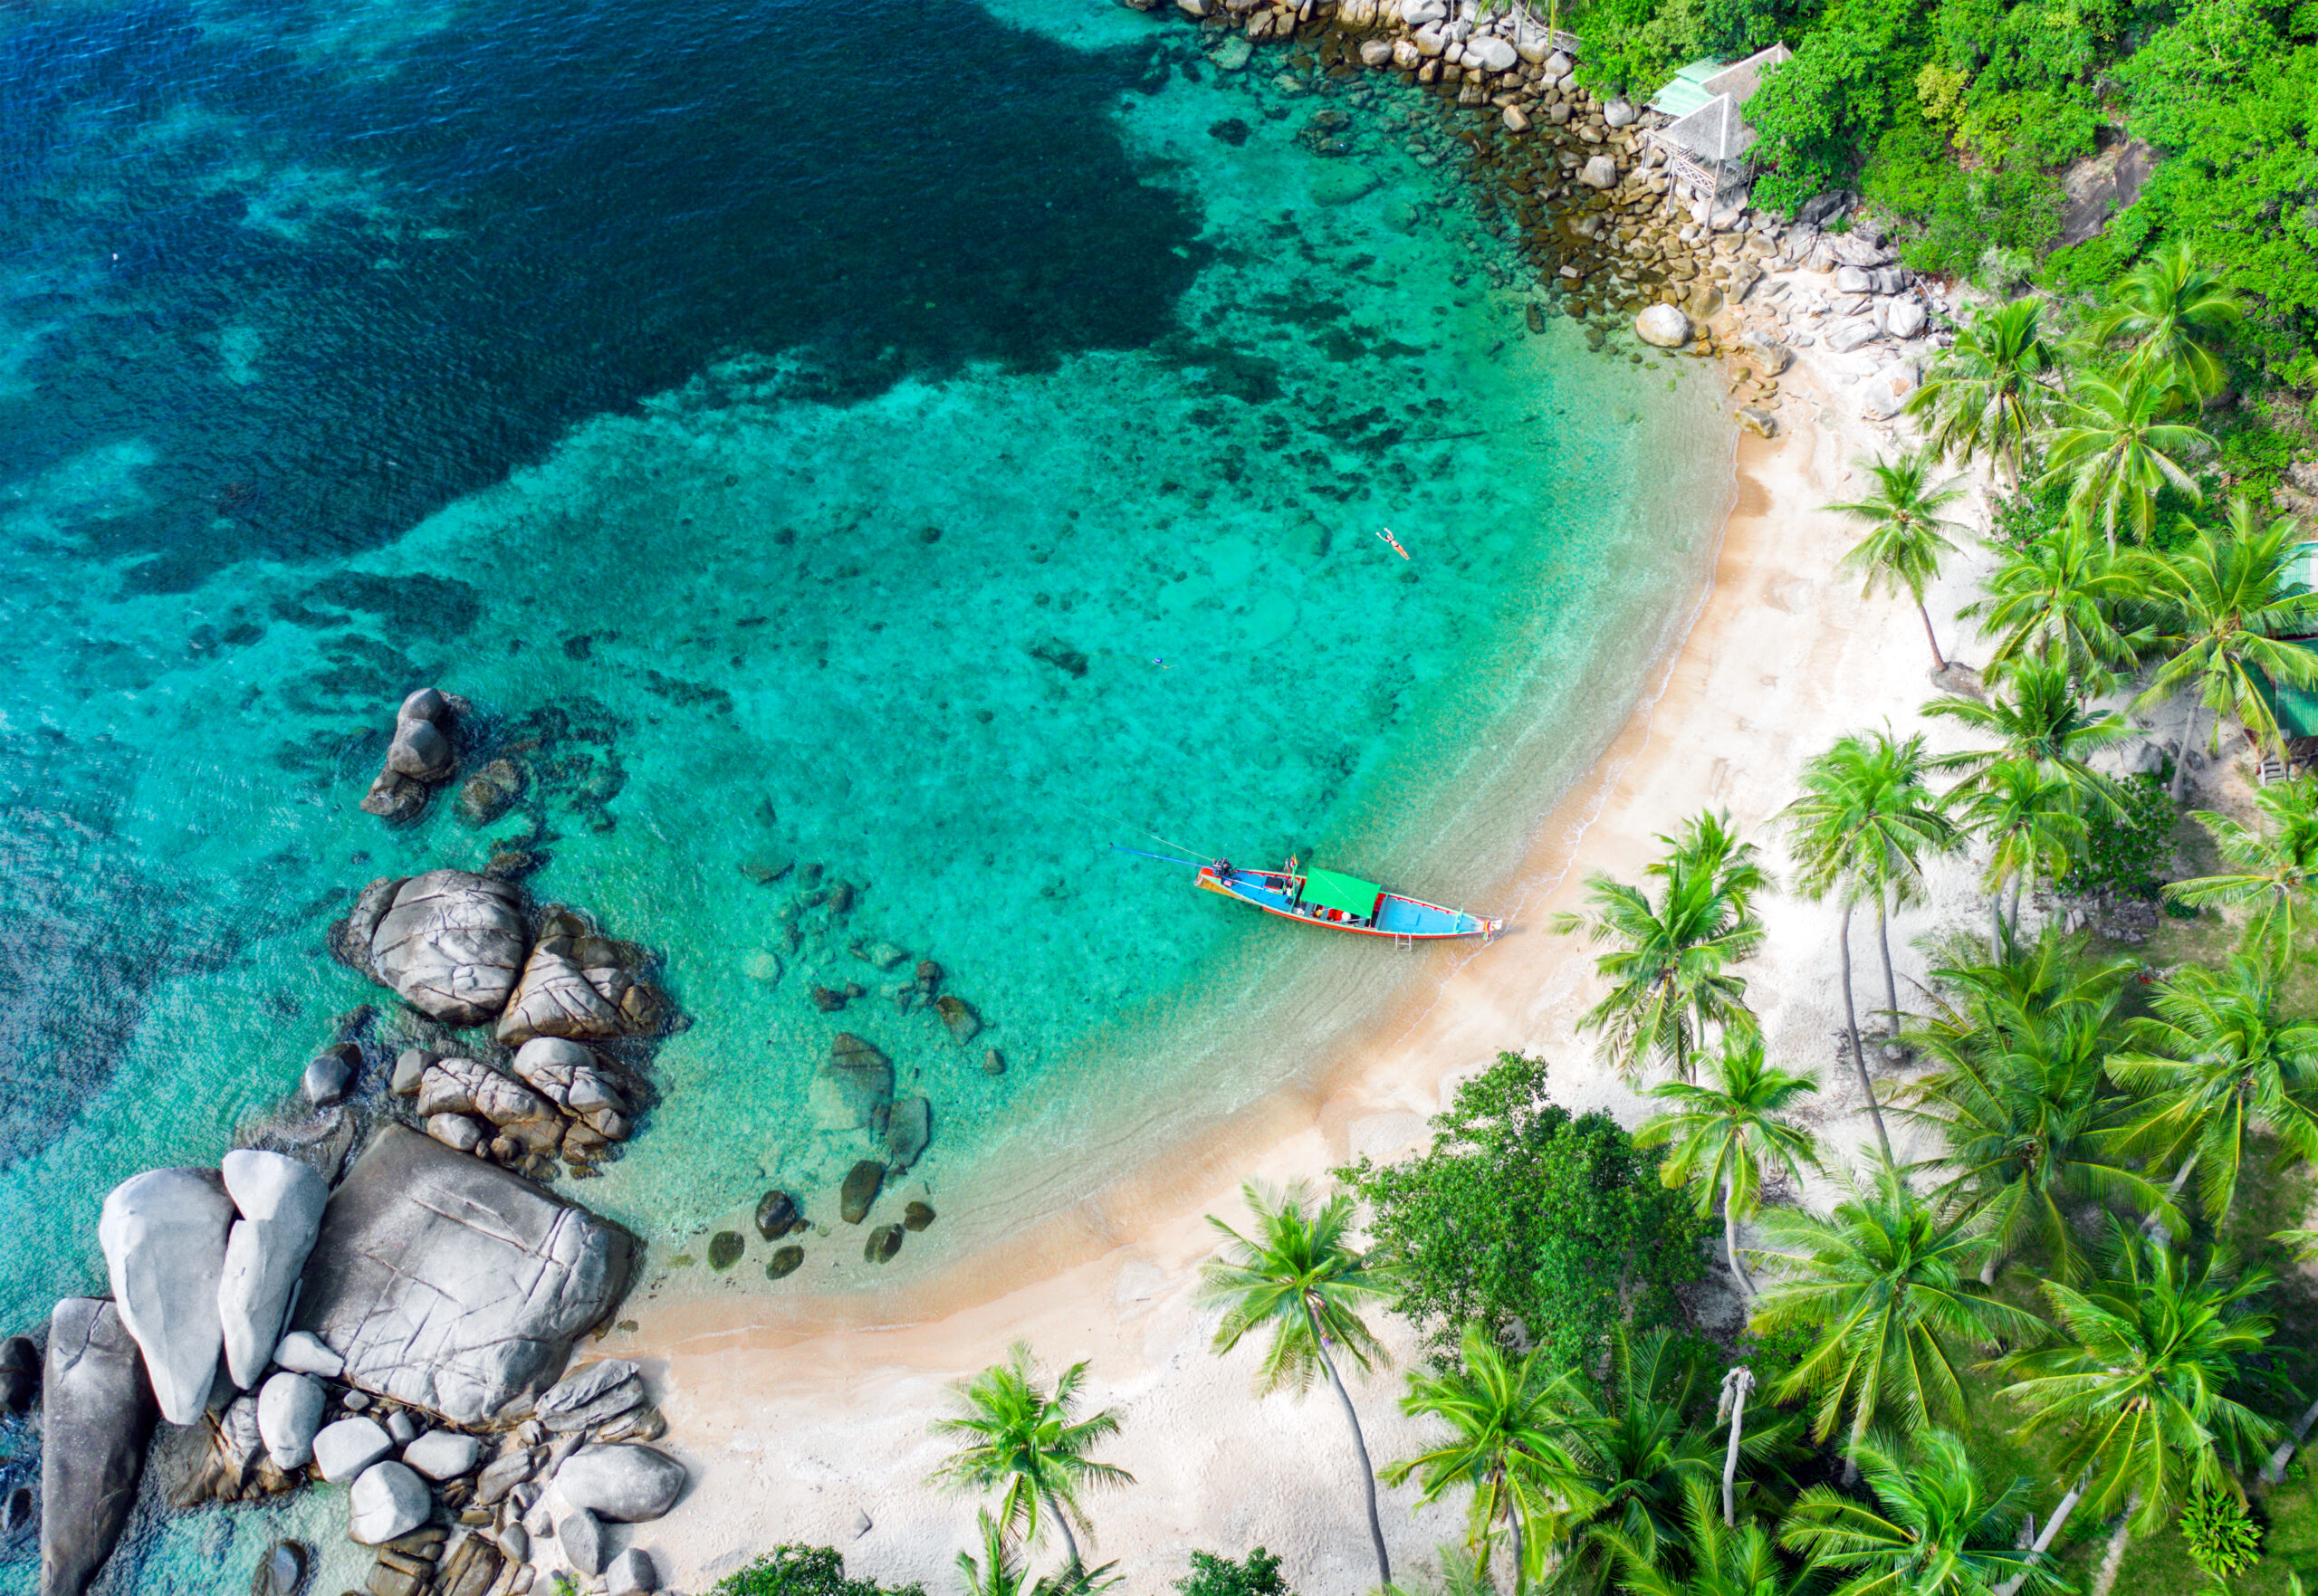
xmin=2059 ymin=773 xmax=2178 ymax=900
xmin=1175 ymin=1549 xmax=1293 ymax=1596
xmin=714 ymin=1545 xmax=928 ymax=1596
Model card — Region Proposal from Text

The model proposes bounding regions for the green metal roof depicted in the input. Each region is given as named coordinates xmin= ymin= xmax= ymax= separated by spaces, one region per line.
xmin=1301 ymin=868 xmax=1384 ymax=917
xmin=2287 ymin=541 xmax=2318 ymax=597
xmin=2256 ymin=637 xmax=2318 ymax=739
xmin=1649 ymin=59 xmax=1728 ymax=119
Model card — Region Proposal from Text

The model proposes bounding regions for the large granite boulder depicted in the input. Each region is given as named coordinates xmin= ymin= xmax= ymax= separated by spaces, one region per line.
xmin=218 ymin=1150 xmax=330 ymax=1389
xmin=494 ymin=946 xmax=622 ymax=1044
xmin=344 ymin=871 xmax=529 ymax=1025
xmin=292 ymin=1123 xmax=637 ymax=1424
xmin=41 ymin=1298 xmax=158 ymax=1596
xmin=98 ymin=1167 xmax=235 ymax=1426
xmin=554 ymin=1443 xmax=686 ymax=1522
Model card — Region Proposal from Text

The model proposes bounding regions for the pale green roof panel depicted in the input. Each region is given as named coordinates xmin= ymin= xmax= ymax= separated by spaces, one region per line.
xmin=1301 ymin=868 xmax=1383 ymax=916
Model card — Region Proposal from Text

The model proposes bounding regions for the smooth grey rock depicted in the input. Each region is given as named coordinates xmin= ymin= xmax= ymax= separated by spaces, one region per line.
xmin=884 ymin=1095 xmax=932 ymax=1172
xmin=99 ymin=1167 xmax=235 ymax=1426
xmin=302 ymin=1052 xmax=352 ymax=1107
xmin=1635 ymin=303 xmax=1691 ymax=349
xmin=1466 ymin=34 xmax=1515 ymax=70
xmin=476 ymin=1448 xmax=536 ymax=1505
xmin=349 ymin=1459 xmax=430 ymax=1544
xmin=400 ymin=687 xmax=448 ymax=724
xmin=499 ymin=1522 xmax=531 ymax=1564
xmin=560 ymin=1509 xmax=607 ymax=1578
xmin=510 ymin=1037 xmax=595 ymax=1104
xmin=540 ymin=1375 xmax=646 ymax=1434
xmin=536 ymin=1358 xmax=639 ymax=1419
xmin=362 ymin=870 xmax=530 ymax=1024
xmin=219 ymin=1149 xmax=330 ymax=1389
xmin=1834 ymin=264 xmax=1872 ymax=294
xmin=386 ymin=717 xmax=451 ymax=780
xmin=417 ymin=1056 xmax=557 ymax=1131
xmin=495 ymin=946 xmax=621 ymax=1045
xmin=1886 ymin=298 xmax=1928 ymax=339
xmin=217 ymin=1393 xmax=265 ymax=1477
xmin=608 ymin=1547 xmax=661 ymax=1595
xmin=313 ymin=1415 xmax=392 ymax=1482
xmin=1604 ymin=98 xmax=1636 ymax=127
xmin=386 ymin=1409 xmax=416 ymax=1445
xmin=1580 ymin=154 xmax=1618 ymax=189
xmin=272 ymin=1330 xmax=343 ymax=1379
xmin=1825 ymin=317 xmax=1882 ymax=353
xmin=0 ymin=1333 xmax=37 ymax=1412
xmin=291 ymin=1123 xmax=637 ymax=1425
xmin=403 ymin=1428 xmax=482 ymax=1480
xmin=390 ymin=1049 xmax=430 ymax=1095
xmin=426 ymin=1112 xmax=485 ymax=1152
xmin=41 ymin=1298 xmax=157 ymax=1596
xmin=554 ymin=1443 xmax=686 ymax=1523
xmin=257 ymin=1372 xmax=326 ymax=1470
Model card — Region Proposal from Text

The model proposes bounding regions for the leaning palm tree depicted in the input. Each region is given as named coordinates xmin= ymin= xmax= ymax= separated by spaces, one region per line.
xmin=1925 ymin=655 xmax=2131 ymax=818
xmin=1603 ymin=1475 xmax=1814 ymax=1596
xmin=1999 ymin=1221 xmax=2280 ymax=1570
xmin=956 ymin=1513 xmax=1120 ymax=1596
xmin=1748 ymin=1161 xmax=2045 ymax=1474
xmin=1201 ymin=1181 xmax=1401 ymax=1587
xmin=2135 ymin=497 xmax=2318 ymax=798
xmin=2107 ymin=954 xmax=2318 ymax=1227
xmin=1784 ymin=731 xmax=1959 ymax=1160
xmin=1944 ymin=758 xmax=2087 ymax=947
xmin=930 ymin=1344 xmax=1135 ymax=1567
xmin=1634 ymin=1035 xmax=1819 ymax=1296
xmin=2039 ymin=365 xmax=2215 ymax=548
xmin=2094 ymin=239 xmax=2243 ymax=401
xmin=1384 ymin=1325 xmax=1593 ymax=1592
xmin=1907 ymin=295 xmax=2054 ymax=493
xmin=1553 ymin=810 xmax=1767 ymax=1083
xmin=1966 ymin=512 xmax=2143 ymax=689
xmin=1899 ymin=932 xmax=2176 ymax=1283
xmin=2166 ymin=775 xmax=2318 ymax=957
xmin=1780 ymin=1427 xmax=2062 ymax=1596
xmin=1826 ymin=449 xmax=1968 ymax=671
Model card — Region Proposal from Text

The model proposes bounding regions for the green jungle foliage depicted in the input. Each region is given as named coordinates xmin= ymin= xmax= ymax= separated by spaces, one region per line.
xmin=2180 ymin=1485 xmax=2265 ymax=1581
xmin=1336 ymin=1050 xmax=1709 ymax=1369
xmin=1173 ymin=1549 xmax=1294 ymax=1596
xmin=2059 ymin=771 xmax=2179 ymax=898
xmin=713 ymin=1546 xmax=930 ymax=1596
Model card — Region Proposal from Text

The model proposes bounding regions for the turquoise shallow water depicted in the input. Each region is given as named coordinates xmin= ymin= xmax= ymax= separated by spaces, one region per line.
xmin=0 ymin=0 xmax=1731 ymax=1586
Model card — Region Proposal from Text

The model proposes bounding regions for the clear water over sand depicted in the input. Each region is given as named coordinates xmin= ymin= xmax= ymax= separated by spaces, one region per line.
xmin=0 ymin=0 xmax=1729 ymax=1585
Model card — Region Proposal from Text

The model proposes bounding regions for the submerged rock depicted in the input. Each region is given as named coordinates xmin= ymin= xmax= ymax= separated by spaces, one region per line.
xmin=292 ymin=1123 xmax=638 ymax=1425
xmin=934 ymin=995 xmax=982 ymax=1044
xmin=904 ymin=1202 xmax=937 ymax=1233
xmin=982 ymin=1048 xmax=1005 ymax=1077
xmin=0 ymin=1334 xmax=37 ymax=1412
xmin=250 ymin=1542 xmax=306 ymax=1596
xmin=708 ymin=1232 xmax=744 ymax=1271
xmin=41 ymin=1297 xmax=158 ymax=1596
xmin=884 ymin=1095 xmax=932 ymax=1171
xmin=99 ymin=1167 xmax=235 ymax=1426
xmin=813 ymin=1034 xmax=893 ymax=1131
xmin=839 ymin=1161 xmax=885 ymax=1225
xmin=766 ymin=1247 xmax=805 ymax=1280
xmin=864 ymin=1225 xmax=904 ymax=1265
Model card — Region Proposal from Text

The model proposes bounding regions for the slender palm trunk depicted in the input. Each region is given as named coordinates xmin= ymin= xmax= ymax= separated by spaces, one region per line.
xmin=1919 ymin=601 xmax=1948 ymax=671
xmin=1506 ymin=1486 xmax=1525 ymax=1596
xmin=2144 ymin=1151 xmax=2198 ymax=1247
xmin=1997 ymin=1467 xmax=2092 ymax=1596
xmin=1720 ymin=1371 xmax=1751 ymax=1528
xmin=1315 ymin=1333 xmax=1392 ymax=1587
xmin=1722 ymin=1171 xmax=1750 ymax=1297
xmin=2171 ymin=703 xmax=2198 ymax=802
xmin=1841 ymin=1400 xmax=1872 ymax=1486
xmin=1838 ymin=902 xmax=1895 ymax=1163
xmin=1042 ymin=1486 xmax=1081 ymax=1568
xmin=2007 ymin=876 xmax=2026 ymax=935
xmin=1990 ymin=890 xmax=2007 ymax=960
xmin=2264 ymin=1393 xmax=2318 ymax=1484
xmin=1874 ymin=889 xmax=1900 ymax=1036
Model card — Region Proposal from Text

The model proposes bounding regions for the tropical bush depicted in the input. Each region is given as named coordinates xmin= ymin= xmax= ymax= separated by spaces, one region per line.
xmin=1174 ymin=1549 xmax=1292 ymax=1596
xmin=713 ymin=1546 xmax=927 ymax=1596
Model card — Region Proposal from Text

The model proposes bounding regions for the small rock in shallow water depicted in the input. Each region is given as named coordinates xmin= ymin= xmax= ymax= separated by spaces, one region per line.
xmin=738 ymin=855 xmax=792 ymax=885
xmin=708 ymin=1232 xmax=744 ymax=1271
xmin=865 ymin=1225 xmax=904 ymax=1265
xmin=904 ymin=1202 xmax=936 ymax=1232
xmin=755 ymin=1190 xmax=799 ymax=1239
xmin=982 ymin=1048 xmax=1006 ymax=1076
xmin=767 ymin=1247 xmax=804 ymax=1280
xmin=840 ymin=1161 xmax=885 ymax=1224
xmin=810 ymin=986 xmax=848 ymax=1013
xmin=249 ymin=1540 xmax=304 ymax=1596
xmin=935 ymin=994 xmax=982 ymax=1044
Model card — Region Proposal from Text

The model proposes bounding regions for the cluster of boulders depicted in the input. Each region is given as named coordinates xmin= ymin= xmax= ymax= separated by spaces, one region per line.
xmin=362 ymin=689 xmax=469 ymax=824
xmin=38 ymin=1124 xmax=666 ymax=1596
xmin=329 ymin=869 xmax=672 ymax=1180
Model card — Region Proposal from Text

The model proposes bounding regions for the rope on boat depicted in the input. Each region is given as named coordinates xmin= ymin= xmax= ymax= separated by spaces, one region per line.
xmin=1109 ymin=845 xmax=1202 ymax=868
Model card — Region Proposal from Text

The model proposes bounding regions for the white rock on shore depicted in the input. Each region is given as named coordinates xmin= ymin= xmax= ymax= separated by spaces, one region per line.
xmin=98 ymin=1168 xmax=235 ymax=1427
xmin=350 ymin=1459 xmax=430 ymax=1544
xmin=218 ymin=1150 xmax=329 ymax=1390
xmin=257 ymin=1372 xmax=325 ymax=1470
xmin=1635 ymin=303 xmax=1691 ymax=348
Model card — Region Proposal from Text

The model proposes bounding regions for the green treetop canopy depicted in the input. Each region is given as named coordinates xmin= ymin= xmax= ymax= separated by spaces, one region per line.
xmin=1301 ymin=868 xmax=1384 ymax=916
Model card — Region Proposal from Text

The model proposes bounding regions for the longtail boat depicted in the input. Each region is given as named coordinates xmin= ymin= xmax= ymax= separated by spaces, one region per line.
xmin=1193 ymin=857 xmax=1502 ymax=944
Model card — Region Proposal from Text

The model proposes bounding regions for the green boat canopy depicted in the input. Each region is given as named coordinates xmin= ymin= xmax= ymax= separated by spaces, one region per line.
xmin=1301 ymin=868 xmax=1384 ymax=916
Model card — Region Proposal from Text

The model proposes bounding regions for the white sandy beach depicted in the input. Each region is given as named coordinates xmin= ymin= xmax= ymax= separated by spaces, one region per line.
xmin=593 ymin=339 xmax=2013 ymax=1596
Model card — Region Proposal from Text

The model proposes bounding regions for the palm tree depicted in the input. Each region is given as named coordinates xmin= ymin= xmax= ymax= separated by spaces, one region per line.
xmin=1553 ymin=810 xmax=1767 ymax=1083
xmin=956 ymin=1513 xmax=1119 ymax=1596
xmin=2107 ymin=954 xmax=2318 ymax=1226
xmin=1748 ymin=1161 xmax=2044 ymax=1474
xmin=2135 ymin=497 xmax=2318 ymax=798
xmin=1899 ymin=931 xmax=2176 ymax=1283
xmin=1784 ymin=731 xmax=1960 ymax=1160
xmin=1907 ymin=295 xmax=2054 ymax=493
xmin=1602 ymin=1475 xmax=1814 ymax=1596
xmin=2039 ymin=365 xmax=2214 ymax=548
xmin=1201 ymin=1181 xmax=1401 ymax=1587
xmin=1384 ymin=1326 xmax=1592 ymax=1592
xmin=2167 ymin=775 xmax=2318 ymax=957
xmin=2000 ymin=1222 xmax=2279 ymax=1563
xmin=1925 ymin=655 xmax=2131 ymax=817
xmin=1780 ymin=1427 xmax=2061 ymax=1596
xmin=930 ymin=1344 xmax=1135 ymax=1567
xmin=1945 ymin=759 xmax=2086 ymax=949
xmin=2094 ymin=239 xmax=2242 ymax=401
xmin=1633 ymin=1035 xmax=1819 ymax=1297
xmin=1966 ymin=512 xmax=2142 ymax=689
xmin=1826 ymin=448 xmax=1968 ymax=671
